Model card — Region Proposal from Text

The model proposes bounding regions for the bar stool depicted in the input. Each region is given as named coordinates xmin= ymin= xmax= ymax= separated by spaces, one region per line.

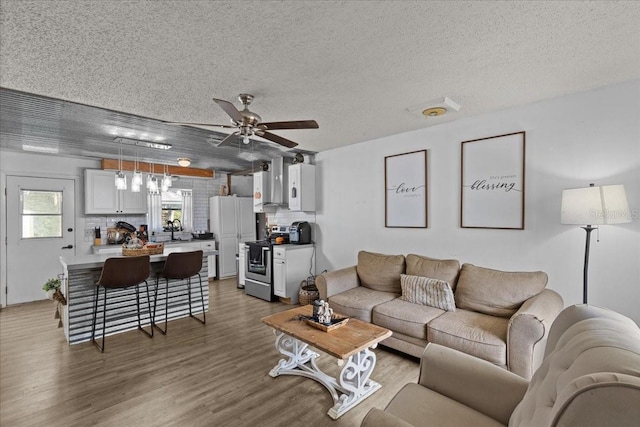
xmin=153 ymin=250 xmax=206 ymax=334
xmin=90 ymin=255 xmax=154 ymax=352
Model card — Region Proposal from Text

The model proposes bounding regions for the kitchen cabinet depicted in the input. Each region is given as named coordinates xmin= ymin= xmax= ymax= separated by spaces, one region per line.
xmin=272 ymin=244 xmax=315 ymax=304
xmin=288 ymin=163 xmax=316 ymax=212
xmin=210 ymin=196 xmax=255 ymax=278
xmin=84 ymin=169 xmax=147 ymax=214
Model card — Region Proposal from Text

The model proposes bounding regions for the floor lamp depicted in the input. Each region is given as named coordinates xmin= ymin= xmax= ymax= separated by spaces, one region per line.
xmin=560 ymin=184 xmax=631 ymax=304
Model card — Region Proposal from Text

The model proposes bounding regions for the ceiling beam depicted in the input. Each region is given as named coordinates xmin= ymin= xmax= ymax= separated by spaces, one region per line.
xmin=101 ymin=159 xmax=214 ymax=178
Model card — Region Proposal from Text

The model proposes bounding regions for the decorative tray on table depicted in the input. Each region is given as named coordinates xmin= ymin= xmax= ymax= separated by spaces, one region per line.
xmin=301 ymin=315 xmax=349 ymax=332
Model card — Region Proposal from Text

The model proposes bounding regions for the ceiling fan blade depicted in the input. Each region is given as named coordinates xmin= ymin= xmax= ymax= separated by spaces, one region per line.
xmin=164 ymin=121 xmax=235 ymax=129
xmin=255 ymin=130 xmax=298 ymax=148
xmin=257 ymin=120 xmax=319 ymax=130
xmin=213 ymin=98 xmax=244 ymax=123
xmin=213 ymin=131 xmax=240 ymax=147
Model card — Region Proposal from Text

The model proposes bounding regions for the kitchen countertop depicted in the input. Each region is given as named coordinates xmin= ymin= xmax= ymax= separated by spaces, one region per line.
xmin=62 ymin=246 xmax=218 ymax=271
xmin=92 ymin=238 xmax=214 ymax=251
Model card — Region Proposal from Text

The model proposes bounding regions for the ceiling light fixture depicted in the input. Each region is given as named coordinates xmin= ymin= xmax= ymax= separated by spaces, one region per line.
xmin=147 ymin=161 xmax=159 ymax=194
xmin=114 ymin=138 xmax=127 ymax=190
xmin=131 ymin=150 xmax=143 ymax=193
xmin=161 ymin=164 xmax=172 ymax=192
xmin=422 ymin=107 xmax=447 ymax=117
xmin=177 ymin=158 xmax=191 ymax=167
xmin=407 ymin=97 xmax=461 ymax=119
xmin=114 ymin=137 xmax=172 ymax=150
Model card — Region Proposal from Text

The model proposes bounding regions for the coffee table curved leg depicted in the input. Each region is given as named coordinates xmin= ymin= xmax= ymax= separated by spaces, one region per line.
xmin=269 ymin=331 xmax=319 ymax=374
xmin=328 ymin=344 xmax=381 ymax=420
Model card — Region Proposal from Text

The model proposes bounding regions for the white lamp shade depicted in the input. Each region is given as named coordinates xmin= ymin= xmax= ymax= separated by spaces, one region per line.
xmin=561 ymin=184 xmax=631 ymax=225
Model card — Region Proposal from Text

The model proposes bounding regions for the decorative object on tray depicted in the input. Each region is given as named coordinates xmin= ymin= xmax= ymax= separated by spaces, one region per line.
xmin=122 ymin=242 xmax=164 ymax=256
xmin=303 ymin=315 xmax=349 ymax=332
xmin=42 ymin=275 xmax=67 ymax=327
xmin=300 ymin=300 xmax=349 ymax=331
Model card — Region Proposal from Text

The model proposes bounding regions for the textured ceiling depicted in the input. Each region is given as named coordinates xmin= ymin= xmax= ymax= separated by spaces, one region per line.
xmin=1 ymin=1 xmax=639 ymax=169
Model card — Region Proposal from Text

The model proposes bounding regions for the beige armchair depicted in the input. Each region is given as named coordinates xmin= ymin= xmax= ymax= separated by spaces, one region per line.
xmin=361 ymin=304 xmax=640 ymax=427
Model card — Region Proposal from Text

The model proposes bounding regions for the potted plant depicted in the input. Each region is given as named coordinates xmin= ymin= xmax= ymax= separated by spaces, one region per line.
xmin=42 ymin=277 xmax=66 ymax=305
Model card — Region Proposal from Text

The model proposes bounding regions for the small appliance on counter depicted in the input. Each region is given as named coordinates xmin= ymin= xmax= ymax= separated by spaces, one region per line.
xmin=269 ymin=225 xmax=290 ymax=245
xmin=290 ymin=221 xmax=312 ymax=244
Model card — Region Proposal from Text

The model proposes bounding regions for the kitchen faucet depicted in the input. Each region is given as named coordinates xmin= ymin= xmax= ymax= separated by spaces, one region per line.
xmin=167 ymin=219 xmax=182 ymax=241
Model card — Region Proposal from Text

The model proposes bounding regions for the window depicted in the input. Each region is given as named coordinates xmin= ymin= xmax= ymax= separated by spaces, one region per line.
xmin=21 ymin=190 xmax=63 ymax=238
xmin=159 ymin=189 xmax=193 ymax=232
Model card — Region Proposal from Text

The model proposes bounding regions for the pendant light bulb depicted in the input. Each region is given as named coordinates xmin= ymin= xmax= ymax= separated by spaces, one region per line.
xmin=115 ymin=171 xmax=127 ymax=190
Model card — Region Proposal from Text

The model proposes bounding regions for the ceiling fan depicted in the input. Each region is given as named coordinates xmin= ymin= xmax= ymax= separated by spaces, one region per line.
xmin=168 ymin=94 xmax=318 ymax=148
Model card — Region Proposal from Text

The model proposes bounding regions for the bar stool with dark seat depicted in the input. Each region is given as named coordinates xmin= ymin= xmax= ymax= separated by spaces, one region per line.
xmin=91 ymin=255 xmax=154 ymax=352
xmin=153 ymin=250 xmax=206 ymax=334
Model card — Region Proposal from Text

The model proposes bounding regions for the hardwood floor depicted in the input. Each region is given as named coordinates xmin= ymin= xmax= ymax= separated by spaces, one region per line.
xmin=1 ymin=278 xmax=419 ymax=426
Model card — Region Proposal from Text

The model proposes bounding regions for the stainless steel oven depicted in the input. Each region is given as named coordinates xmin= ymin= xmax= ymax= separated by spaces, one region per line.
xmin=244 ymin=241 xmax=275 ymax=301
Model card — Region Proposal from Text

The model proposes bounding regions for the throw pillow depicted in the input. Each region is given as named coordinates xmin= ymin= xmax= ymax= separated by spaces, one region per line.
xmin=455 ymin=263 xmax=548 ymax=318
xmin=406 ymin=254 xmax=461 ymax=291
xmin=400 ymin=274 xmax=456 ymax=312
xmin=356 ymin=251 xmax=405 ymax=294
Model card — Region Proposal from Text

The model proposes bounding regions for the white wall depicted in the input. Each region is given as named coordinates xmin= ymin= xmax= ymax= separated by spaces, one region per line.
xmin=314 ymin=80 xmax=640 ymax=324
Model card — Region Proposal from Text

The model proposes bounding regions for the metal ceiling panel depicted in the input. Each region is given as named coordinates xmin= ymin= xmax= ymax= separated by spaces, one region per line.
xmin=0 ymin=88 xmax=315 ymax=174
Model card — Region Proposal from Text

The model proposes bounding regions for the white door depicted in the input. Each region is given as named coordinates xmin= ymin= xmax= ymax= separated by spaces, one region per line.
xmin=6 ymin=176 xmax=75 ymax=304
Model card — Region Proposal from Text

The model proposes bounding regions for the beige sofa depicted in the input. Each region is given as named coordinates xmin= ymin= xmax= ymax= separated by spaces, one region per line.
xmin=316 ymin=251 xmax=564 ymax=379
xmin=361 ymin=304 xmax=640 ymax=427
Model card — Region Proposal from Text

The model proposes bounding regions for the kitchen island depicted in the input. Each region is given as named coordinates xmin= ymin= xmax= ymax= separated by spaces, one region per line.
xmin=59 ymin=246 xmax=218 ymax=345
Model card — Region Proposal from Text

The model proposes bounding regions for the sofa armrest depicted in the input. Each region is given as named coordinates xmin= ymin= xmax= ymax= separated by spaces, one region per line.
xmin=507 ymin=289 xmax=564 ymax=379
xmin=315 ymin=266 xmax=360 ymax=300
xmin=361 ymin=408 xmax=414 ymax=427
xmin=418 ymin=343 xmax=529 ymax=425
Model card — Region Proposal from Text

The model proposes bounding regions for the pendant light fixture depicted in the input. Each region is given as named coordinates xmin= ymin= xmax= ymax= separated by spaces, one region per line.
xmin=131 ymin=150 xmax=143 ymax=192
xmin=161 ymin=164 xmax=172 ymax=192
xmin=147 ymin=161 xmax=159 ymax=194
xmin=114 ymin=138 xmax=127 ymax=190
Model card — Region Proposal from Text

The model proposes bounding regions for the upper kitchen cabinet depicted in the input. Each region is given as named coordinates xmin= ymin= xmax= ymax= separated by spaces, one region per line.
xmin=84 ymin=169 xmax=148 ymax=214
xmin=288 ymin=163 xmax=315 ymax=212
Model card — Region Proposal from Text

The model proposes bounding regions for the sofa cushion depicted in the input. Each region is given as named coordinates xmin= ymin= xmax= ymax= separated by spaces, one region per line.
xmin=427 ymin=309 xmax=508 ymax=366
xmin=356 ymin=251 xmax=405 ymax=293
xmin=328 ymin=286 xmax=398 ymax=323
xmin=400 ymin=274 xmax=456 ymax=312
xmin=455 ymin=263 xmax=548 ymax=318
xmin=406 ymin=254 xmax=461 ymax=291
xmin=373 ymin=298 xmax=445 ymax=340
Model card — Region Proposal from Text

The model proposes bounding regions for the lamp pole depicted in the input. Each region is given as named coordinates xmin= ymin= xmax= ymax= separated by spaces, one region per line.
xmin=581 ymin=225 xmax=596 ymax=304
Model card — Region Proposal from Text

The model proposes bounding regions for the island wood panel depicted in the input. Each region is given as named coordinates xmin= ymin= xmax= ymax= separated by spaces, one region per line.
xmin=64 ymin=258 xmax=209 ymax=344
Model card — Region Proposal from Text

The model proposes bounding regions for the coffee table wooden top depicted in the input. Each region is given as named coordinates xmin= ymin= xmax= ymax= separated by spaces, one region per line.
xmin=261 ymin=305 xmax=392 ymax=360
